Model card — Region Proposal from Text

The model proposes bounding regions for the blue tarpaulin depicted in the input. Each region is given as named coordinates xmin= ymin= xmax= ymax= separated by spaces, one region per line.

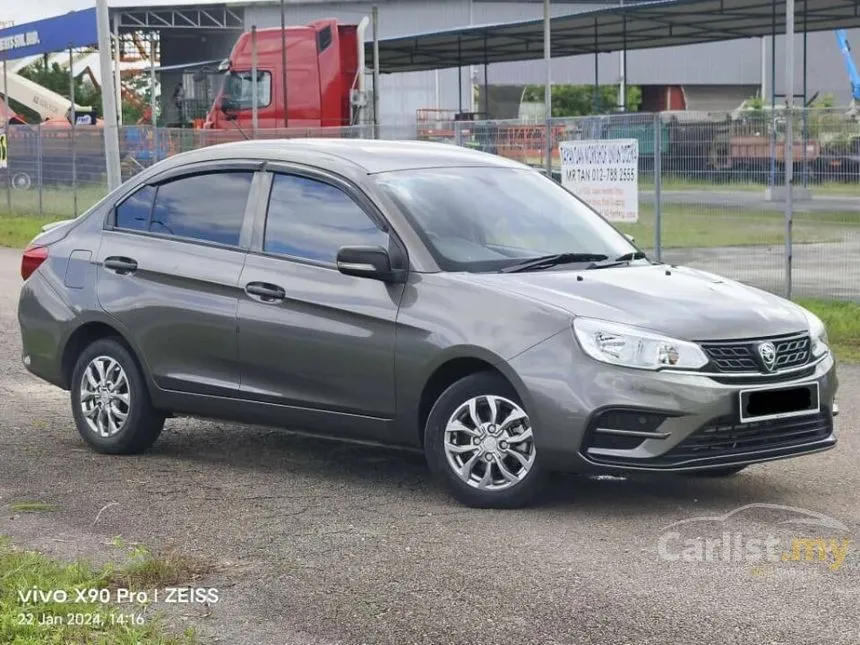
xmin=0 ymin=8 xmax=97 ymax=60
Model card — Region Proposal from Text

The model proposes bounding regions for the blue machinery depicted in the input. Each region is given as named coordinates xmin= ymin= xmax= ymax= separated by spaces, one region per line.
xmin=835 ymin=29 xmax=860 ymax=103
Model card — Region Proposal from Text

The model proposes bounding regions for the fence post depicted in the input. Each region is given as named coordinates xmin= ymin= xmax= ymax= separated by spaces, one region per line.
xmin=69 ymin=45 xmax=78 ymax=217
xmin=2 ymin=54 xmax=10 ymax=213
xmin=372 ymin=5 xmax=380 ymax=140
xmin=784 ymin=106 xmax=794 ymax=300
xmin=150 ymin=32 xmax=158 ymax=167
xmin=653 ymin=112 xmax=662 ymax=263
xmin=72 ymin=119 xmax=78 ymax=217
xmin=251 ymin=25 xmax=259 ymax=136
xmin=37 ymin=121 xmax=43 ymax=216
xmin=4 ymin=125 xmax=10 ymax=214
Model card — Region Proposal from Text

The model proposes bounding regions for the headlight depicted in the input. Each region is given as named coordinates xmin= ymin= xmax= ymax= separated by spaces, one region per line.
xmin=798 ymin=307 xmax=829 ymax=357
xmin=572 ymin=317 xmax=709 ymax=370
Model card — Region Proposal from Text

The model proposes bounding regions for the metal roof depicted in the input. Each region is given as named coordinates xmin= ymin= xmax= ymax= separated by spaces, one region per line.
xmin=367 ymin=0 xmax=860 ymax=74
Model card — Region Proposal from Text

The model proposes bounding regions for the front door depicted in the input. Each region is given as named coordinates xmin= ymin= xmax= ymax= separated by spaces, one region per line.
xmin=237 ymin=170 xmax=404 ymax=426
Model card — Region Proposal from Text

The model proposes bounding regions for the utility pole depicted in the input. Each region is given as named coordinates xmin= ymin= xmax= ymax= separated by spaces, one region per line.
xmin=96 ymin=0 xmax=121 ymax=191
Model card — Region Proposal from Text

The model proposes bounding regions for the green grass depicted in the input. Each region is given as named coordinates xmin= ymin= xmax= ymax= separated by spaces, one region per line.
xmin=638 ymin=177 xmax=860 ymax=196
xmin=0 ymin=537 xmax=207 ymax=644
xmin=9 ymin=503 xmax=57 ymax=513
xmin=0 ymin=215 xmax=72 ymax=248
xmin=796 ymin=298 xmax=860 ymax=363
xmin=615 ymin=203 xmax=859 ymax=249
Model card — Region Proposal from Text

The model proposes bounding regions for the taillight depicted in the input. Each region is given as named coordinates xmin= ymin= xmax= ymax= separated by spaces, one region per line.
xmin=21 ymin=245 xmax=49 ymax=281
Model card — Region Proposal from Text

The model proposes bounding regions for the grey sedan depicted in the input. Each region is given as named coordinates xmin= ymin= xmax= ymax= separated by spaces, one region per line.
xmin=17 ymin=139 xmax=838 ymax=508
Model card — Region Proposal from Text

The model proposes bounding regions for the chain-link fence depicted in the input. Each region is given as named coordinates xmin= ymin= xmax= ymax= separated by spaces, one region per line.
xmin=2 ymin=108 xmax=859 ymax=301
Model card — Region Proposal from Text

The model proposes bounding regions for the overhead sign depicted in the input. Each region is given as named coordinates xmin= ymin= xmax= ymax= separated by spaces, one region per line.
xmin=0 ymin=8 xmax=97 ymax=60
xmin=559 ymin=138 xmax=639 ymax=223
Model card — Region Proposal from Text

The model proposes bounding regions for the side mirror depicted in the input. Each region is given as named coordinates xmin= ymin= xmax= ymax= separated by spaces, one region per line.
xmin=336 ymin=245 xmax=406 ymax=283
xmin=624 ymin=233 xmax=636 ymax=243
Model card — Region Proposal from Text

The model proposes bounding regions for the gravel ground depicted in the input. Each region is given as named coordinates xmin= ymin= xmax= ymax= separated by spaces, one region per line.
xmin=0 ymin=246 xmax=857 ymax=645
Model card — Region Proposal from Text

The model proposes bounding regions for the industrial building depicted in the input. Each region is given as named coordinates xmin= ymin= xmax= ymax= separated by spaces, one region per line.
xmin=1 ymin=0 xmax=860 ymax=126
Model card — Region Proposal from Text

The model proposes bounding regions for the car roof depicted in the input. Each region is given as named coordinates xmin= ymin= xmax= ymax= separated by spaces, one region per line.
xmin=159 ymin=138 xmax=530 ymax=175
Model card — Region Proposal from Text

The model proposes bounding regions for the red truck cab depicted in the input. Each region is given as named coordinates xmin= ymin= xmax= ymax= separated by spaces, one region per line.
xmin=204 ymin=18 xmax=365 ymax=130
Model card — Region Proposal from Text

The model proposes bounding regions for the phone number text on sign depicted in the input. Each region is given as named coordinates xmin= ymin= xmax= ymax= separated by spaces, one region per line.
xmin=559 ymin=139 xmax=639 ymax=223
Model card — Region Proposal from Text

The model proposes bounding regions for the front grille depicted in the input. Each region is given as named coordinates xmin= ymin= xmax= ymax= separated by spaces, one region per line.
xmin=663 ymin=411 xmax=832 ymax=462
xmin=700 ymin=333 xmax=810 ymax=373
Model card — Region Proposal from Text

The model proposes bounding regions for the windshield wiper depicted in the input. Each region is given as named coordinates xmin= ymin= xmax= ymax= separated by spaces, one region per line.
xmin=499 ymin=252 xmax=609 ymax=273
xmin=586 ymin=251 xmax=649 ymax=270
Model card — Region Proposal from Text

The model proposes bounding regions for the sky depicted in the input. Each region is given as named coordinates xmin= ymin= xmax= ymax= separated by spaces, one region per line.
xmin=3 ymin=0 xmax=246 ymax=26
xmin=4 ymin=1 xmax=94 ymax=26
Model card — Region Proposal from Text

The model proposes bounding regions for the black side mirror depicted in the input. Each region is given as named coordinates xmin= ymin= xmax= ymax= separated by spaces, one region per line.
xmin=336 ymin=245 xmax=406 ymax=283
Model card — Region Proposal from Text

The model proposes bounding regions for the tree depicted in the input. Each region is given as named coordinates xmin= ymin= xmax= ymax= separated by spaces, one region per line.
xmin=521 ymin=84 xmax=642 ymax=116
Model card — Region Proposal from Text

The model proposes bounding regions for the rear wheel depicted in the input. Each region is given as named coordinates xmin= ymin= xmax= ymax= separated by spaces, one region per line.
xmin=424 ymin=372 xmax=548 ymax=508
xmin=70 ymin=338 xmax=165 ymax=455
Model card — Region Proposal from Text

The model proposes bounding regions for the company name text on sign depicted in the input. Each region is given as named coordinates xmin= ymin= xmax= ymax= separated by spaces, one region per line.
xmin=559 ymin=139 xmax=639 ymax=223
xmin=0 ymin=31 xmax=40 ymax=53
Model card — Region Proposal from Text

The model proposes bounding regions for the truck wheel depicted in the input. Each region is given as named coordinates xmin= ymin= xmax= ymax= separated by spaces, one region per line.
xmin=11 ymin=172 xmax=32 ymax=191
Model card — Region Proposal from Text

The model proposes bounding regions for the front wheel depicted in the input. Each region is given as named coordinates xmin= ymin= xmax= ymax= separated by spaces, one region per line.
xmin=424 ymin=372 xmax=548 ymax=508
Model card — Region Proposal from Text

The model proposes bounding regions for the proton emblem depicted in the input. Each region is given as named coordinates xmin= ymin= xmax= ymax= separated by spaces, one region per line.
xmin=758 ymin=342 xmax=777 ymax=372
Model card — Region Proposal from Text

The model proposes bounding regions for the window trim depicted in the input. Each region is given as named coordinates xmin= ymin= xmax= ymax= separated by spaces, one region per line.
xmin=316 ymin=26 xmax=333 ymax=53
xmin=249 ymin=166 xmax=408 ymax=273
xmin=107 ymin=162 xmax=265 ymax=251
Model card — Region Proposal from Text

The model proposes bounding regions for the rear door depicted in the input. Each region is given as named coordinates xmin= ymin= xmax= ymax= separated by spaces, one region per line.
xmin=236 ymin=168 xmax=405 ymax=428
xmin=96 ymin=164 xmax=261 ymax=397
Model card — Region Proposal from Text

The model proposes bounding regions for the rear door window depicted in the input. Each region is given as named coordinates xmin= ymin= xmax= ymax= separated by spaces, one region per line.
xmin=115 ymin=185 xmax=155 ymax=231
xmin=149 ymin=172 xmax=253 ymax=246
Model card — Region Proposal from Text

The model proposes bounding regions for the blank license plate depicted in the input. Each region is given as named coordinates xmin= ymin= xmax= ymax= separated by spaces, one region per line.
xmin=738 ymin=383 xmax=820 ymax=423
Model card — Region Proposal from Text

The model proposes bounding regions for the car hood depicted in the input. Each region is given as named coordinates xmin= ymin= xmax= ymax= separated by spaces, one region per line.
xmin=463 ymin=263 xmax=808 ymax=341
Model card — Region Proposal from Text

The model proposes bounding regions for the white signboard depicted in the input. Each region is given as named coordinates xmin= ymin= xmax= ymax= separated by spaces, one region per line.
xmin=559 ymin=138 xmax=639 ymax=222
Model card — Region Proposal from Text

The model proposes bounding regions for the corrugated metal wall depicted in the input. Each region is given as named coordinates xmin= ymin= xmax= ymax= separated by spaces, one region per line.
xmin=232 ymin=0 xmax=860 ymax=123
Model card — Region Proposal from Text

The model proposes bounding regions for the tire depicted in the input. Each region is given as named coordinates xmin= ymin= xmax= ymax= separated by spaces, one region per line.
xmin=70 ymin=338 xmax=165 ymax=455
xmin=685 ymin=465 xmax=748 ymax=478
xmin=11 ymin=172 xmax=32 ymax=191
xmin=424 ymin=372 xmax=548 ymax=509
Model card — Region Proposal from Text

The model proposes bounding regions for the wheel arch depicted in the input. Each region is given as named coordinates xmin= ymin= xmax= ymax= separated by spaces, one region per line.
xmin=413 ymin=346 xmax=535 ymax=448
xmin=60 ymin=318 xmax=152 ymax=398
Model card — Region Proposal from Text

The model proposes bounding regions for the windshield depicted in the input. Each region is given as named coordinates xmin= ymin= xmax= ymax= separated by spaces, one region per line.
xmin=374 ymin=166 xmax=639 ymax=272
xmin=220 ymin=70 xmax=271 ymax=110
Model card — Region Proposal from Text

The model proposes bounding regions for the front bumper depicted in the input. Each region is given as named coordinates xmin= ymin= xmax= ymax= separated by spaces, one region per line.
xmin=507 ymin=329 xmax=838 ymax=473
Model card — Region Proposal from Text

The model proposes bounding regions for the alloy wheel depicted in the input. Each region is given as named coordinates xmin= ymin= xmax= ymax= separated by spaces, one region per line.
xmin=79 ymin=355 xmax=132 ymax=438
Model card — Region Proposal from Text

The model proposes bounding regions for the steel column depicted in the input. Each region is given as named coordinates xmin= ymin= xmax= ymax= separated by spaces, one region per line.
xmin=785 ymin=0 xmax=796 ymax=300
